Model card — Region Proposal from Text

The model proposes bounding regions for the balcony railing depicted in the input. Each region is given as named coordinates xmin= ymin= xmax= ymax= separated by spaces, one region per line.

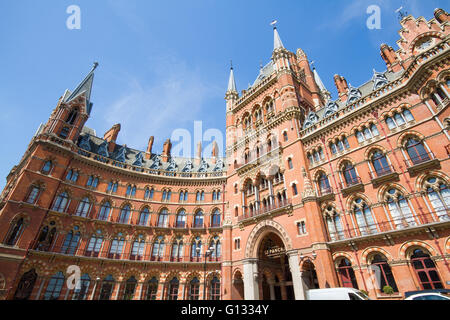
xmin=406 ymin=151 xmax=434 ymax=166
xmin=343 ymin=176 xmax=363 ymax=188
xmin=369 ymin=165 xmax=394 ymax=178
xmin=238 ymin=199 xmax=291 ymax=222
xmin=405 ymin=151 xmax=440 ymax=175
xmin=327 ymin=210 xmax=449 ymax=242
xmin=29 ymin=242 xmax=222 ymax=263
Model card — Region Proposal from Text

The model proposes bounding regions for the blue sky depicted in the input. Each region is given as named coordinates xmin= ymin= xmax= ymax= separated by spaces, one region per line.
xmin=0 ymin=0 xmax=448 ymax=189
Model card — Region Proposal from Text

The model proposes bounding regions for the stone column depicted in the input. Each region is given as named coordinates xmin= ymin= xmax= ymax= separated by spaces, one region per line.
xmin=268 ymin=179 xmax=274 ymax=206
xmin=268 ymin=280 xmax=275 ymax=300
xmin=243 ymin=259 xmax=259 ymax=300
xmin=287 ymin=251 xmax=306 ymax=300
xmin=255 ymin=186 xmax=260 ymax=212
xmin=440 ymin=84 xmax=450 ymax=99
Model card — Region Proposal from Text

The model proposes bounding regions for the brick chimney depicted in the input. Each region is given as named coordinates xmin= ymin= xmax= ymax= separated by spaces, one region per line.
xmin=434 ymin=8 xmax=448 ymax=23
xmin=161 ymin=139 xmax=171 ymax=162
xmin=146 ymin=136 xmax=154 ymax=159
xmin=195 ymin=141 xmax=202 ymax=165
xmin=103 ymin=124 xmax=121 ymax=153
xmin=334 ymin=74 xmax=348 ymax=102
xmin=380 ymin=44 xmax=402 ymax=72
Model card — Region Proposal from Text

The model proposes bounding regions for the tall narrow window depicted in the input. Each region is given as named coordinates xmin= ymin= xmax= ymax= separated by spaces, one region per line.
xmin=43 ymin=272 xmax=65 ymax=300
xmin=342 ymin=162 xmax=358 ymax=186
xmin=324 ymin=207 xmax=344 ymax=241
xmin=131 ymin=235 xmax=145 ymax=260
xmin=5 ymin=217 xmax=24 ymax=246
xmin=138 ymin=207 xmax=150 ymax=226
xmin=119 ymin=205 xmax=131 ymax=224
xmin=158 ymin=209 xmax=168 ymax=227
xmin=188 ymin=277 xmax=200 ymax=300
xmin=123 ymin=276 xmax=137 ymax=300
xmin=176 ymin=209 xmax=186 ymax=228
xmin=318 ymin=173 xmax=331 ymax=195
xmin=171 ymin=237 xmax=183 ymax=261
xmin=146 ymin=277 xmax=158 ymax=300
xmin=61 ymin=227 xmax=81 ymax=255
xmin=72 ymin=274 xmax=90 ymax=300
xmin=66 ymin=108 xmax=78 ymax=125
xmin=424 ymin=177 xmax=450 ymax=221
xmin=353 ymin=199 xmax=377 ymax=235
xmin=410 ymin=249 xmax=443 ymax=290
xmin=152 ymin=236 xmax=165 ymax=260
xmin=52 ymin=192 xmax=69 ymax=212
xmin=191 ymin=237 xmax=202 ymax=260
xmin=99 ymin=275 xmax=115 ymax=300
xmin=167 ymin=278 xmax=179 ymax=300
xmin=86 ymin=230 xmax=103 ymax=257
xmin=337 ymin=259 xmax=358 ymax=289
xmin=98 ymin=202 xmax=111 ymax=221
xmin=109 ymin=233 xmax=125 ymax=259
xmin=370 ymin=254 xmax=398 ymax=293
xmin=194 ymin=210 xmax=204 ymax=227
xmin=211 ymin=209 xmax=221 ymax=227
xmin=75 ymin=197 xmax=91 ymax=218
xmin=385 ymin=189 xmax=416 ymax=228
xmin=406 ymin=138 xmax=430 ymax=165
xmin=41 ymin=161 xmax=52 ymax=174
xmin=210 ymin=277 xmax=221 ymax=300
xmin=371 ymin=151 xmax=391 ymax=175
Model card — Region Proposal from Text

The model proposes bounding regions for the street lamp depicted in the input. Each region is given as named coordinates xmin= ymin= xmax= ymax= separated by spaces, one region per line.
xmin=196 ymin=245 xmax=214 ymax=300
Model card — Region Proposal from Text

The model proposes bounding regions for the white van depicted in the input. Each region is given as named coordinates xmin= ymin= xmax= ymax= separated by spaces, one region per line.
xmin=306 ymin=288 xmax=370 ymax=300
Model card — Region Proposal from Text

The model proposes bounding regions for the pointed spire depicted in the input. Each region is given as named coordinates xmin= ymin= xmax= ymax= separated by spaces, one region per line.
xmin=227 ymin=62 xmax=237 ymax=93
xmin=273 ymin=26 xmax=285 ymax=50
xmin=312 ymin=67 xmax=326 ymax=92
xmin=66 ymin=62 xmax=98 ymax=114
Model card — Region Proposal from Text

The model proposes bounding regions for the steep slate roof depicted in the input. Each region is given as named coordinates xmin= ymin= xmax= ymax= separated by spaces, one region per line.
xmin=77 ymin=131 xmax=226 ymax=174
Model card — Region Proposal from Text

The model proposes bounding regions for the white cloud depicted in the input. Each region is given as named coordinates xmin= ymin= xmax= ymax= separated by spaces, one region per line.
xmin=103 ymin=55 xmax=221 ymax=152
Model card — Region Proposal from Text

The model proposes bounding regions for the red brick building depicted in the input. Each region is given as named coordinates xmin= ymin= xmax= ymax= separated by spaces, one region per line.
xmin=0 ymin=8 xmax=449 ymax=300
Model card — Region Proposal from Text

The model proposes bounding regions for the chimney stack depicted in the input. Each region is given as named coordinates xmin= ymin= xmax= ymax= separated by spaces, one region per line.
xmin=334 ymin=74 xmax=349 ymax=102
xmin=161 ymin=139 xmax=172 ymax=162
xmin=146 ymin=136 xmax=154 ymax=159
xmin=103 ymin=124 xmax=121 ymax=153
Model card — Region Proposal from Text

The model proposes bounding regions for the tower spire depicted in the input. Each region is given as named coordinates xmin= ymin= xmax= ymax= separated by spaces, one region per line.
xmin=226 ymin=62 xmax=237 ymax=94
xmin=66 ymin=62 xmax=98 ymax=114
xmin=271 ymin=20 xmax=285 ymax=50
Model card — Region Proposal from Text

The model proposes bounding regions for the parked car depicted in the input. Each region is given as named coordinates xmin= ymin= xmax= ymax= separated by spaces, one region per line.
xmin=405 ymin=293 xmax=450 ymax=300
xmin=306 ymin=288 xmax=370 ymax=300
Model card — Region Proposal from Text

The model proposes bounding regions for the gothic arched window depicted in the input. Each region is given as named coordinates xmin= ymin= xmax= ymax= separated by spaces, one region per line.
xmin=5 ymin=217 xmax=25 ymax=246
xmin=167 ymin=277 xmax=179 ymax=300
xmin=371 ymin=150 xmax=391 ymax=175
xmin=131 ymin=235 xmax=146 ymax=261
xmin=60 ymin=226 xmax=81 ymax=255
xmin=26 ymin=185 xmax=41 ymax=204
xmin=324 ymin=206 xmax=344 ymax=241
xmin=211 ymin=209 xmax=221 ymax=227
xmin=146 ymin=277 xmax=158 ymax=300
xmin=118 ymin=205 xmax=131 ymax=224
xmin=98 ymin=202 xmax=111 ymax=221
xmin=188 ymin=277 xmax=200 ymax=300
xmin=158 ymin=209 xmax=169 ymax=227
xmin=152 ymin=236 xmax=165 ymax=260
xmin=13 ymin=269 xmax=37 ymax=300
xmin=176 ymin=209 xmax=186 ymax=228
xmin=410 ymin=248 xmax=443 ymax=290
xmin=424 ymin=177 xmax=450 ymax=221
xmin=99 ymin=275 xmax=115 ymax=300
xmin=405 ymin=137 xmax=430 ymax=165
xmin=75 ymin=197 xmax=91 ymax=217
xmin=352 ymin=198 xmax=377 ymax=235
xmin=86 ymin=229 xmax=103 ymax=257
xmin=337 ymin=258 xmax=358 ymax=289
xmin=52 ymin=192 xmax=70 ymax=212
xmin=191 ymin=237 xmax=202 ymax=260
xmin=194 ymin=210 xmax=204 ymax=227
xmin=109 ymin=233 xmax=125 ymax=259
xmin=123 ymin=276 xmax=137 ymax=300
xmin=72 ymin=274 xmax=90 ymax=300
xmin=370 ymin=254 xmax=398 ymax=293
xmin=43 ymin=271 xmax=65 ymax=300
xmin=210 ymin=276 xmax=220 ymax=300
xmin=385 ymin=188 xmax=416 ymax=228
xmin=171 ymin=237 xmax=184 ymax=261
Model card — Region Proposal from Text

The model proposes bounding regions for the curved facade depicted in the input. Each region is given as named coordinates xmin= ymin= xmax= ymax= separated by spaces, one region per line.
xmin=0 ymin=8 xmax=449 ymax=300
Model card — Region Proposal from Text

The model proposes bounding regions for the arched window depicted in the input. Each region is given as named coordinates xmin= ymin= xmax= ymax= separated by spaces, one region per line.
xmin=191 ymin=237 xmax=202 ymax=260
xmin=211 ymin=209 xmax=221 ymax=227
xmin=66 ymin=169 xmax=79 ymax=182
xmin=385 ymin=189 xmax=416 ymax=228
xmin=287 ymin=158 xmax=293 ymax=169
xmin=26 ymin=185 xmax=41 ymax=204
xmin=98 ymin=202 xmax=111 ymax=221
xmin=138 ymin=207 xmax=150 ymax=226
xmin=109 ymin=233 xmax=125 ymax=259
xmin=86 ymin=176 xmax=99 ymax=188
xmin=99 ymin=275 xmax=115 ymax=300
xmin=52 ymin=192 xmax=69 ymax=212
xmin=194 ymin=210 xmax=204 ymax=227
xmin=35 ymin=222 xmax=57 ymax=251
xmin=410 ymin=248 xmax=443 ymax=290
xmin=144 ymin=187 xmax=152 ymax=200
xmin=13 ymin=269 xmax=37 ymax=300
xmin=131 ymin=235 xmax=145 ymax=260
xmin=171 ymin=237 xmax=184 ymax=261
xmin=167 ymin=277 xmax=179 ymax=300
xmin=107 ymin=181 xmax=118 ymax=193
xmin=324 ymin=206 xmax=344 ymax=241
xmin=179 ymin=191 xmax=185 ymax=202
xmin=123 ymin=276 xmax=137 ymax=300
xmin=158 ymin=209 xmax=169 ymax=227
xmin=337 ymin=258 xmax=358 ymax=289
xmin=66 ymin=108 xmax=78 ymax=125
xmin=318 ymin=172 xmax=331 ymax=195
xmin=292 ymin=183 xmax=298 ymax=196
xmin=386 ymin=109 xmax=415 ymax=129
xmin=210 ymin=277 xmax=220 ymax=300
xmin=146 ymin=277 xmax=158 ymax=300
xmin=176 ymin=209 xmax=186 ymax=228
xmin=283 ymin=131 xmax=288 ymax=142
xmin=41 ymin=161 xmax=52 ymax=174
xmin=405 ymin=137 xmax=430 ymax=165
xmin=43 ymin=271 xmax=65 ymax=300
xmin=209 ymin=236 xmax=221 ymax=261
xmin=371 ymin=150 xmax=391 ymax=175
xmin=188 ymin=277 xmax=200 ymax=300
xmin=61 ymin=227 xmax=81 ymax=255
xmin=342 ymin=162 xmax=359 ymax=186
xmin=370 ymin=254 xmax=398 ymax=293
xmin=152 ymin=236 xmax=165 ymax=260
xmin=85 ymin=229 xmax=103 ymax=257
xmin=118 ymin=205 xmax=131 ymax=224
xmin=353 ymin=198 xmax=377 ymax=235
xmin=212 ymin=191 xmax=216 ymax=201
xmin=75 ymin=197 xmax=91 ymax=217
xmin=72 ymin=274 xmax=90 ymax=300
xmin=424 ymin=177 xmax=450 ymax=221
xmin=5 ymin=217 xmax=25 ymax=246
